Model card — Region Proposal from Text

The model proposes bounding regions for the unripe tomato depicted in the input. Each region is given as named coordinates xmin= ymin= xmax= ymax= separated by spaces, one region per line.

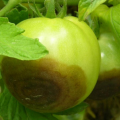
xmin=89 ymin=31 xmax=120 ymax=100
xmin=88 ymin=4 xmax=120 ymax=100
xmin=1 ymin=16 xmax=100 ymax=113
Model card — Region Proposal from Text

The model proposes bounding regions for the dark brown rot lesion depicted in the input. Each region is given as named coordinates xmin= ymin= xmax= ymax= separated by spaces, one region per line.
xmin=88 ymin=69 xmax=120 ymax=100
xmin=1 ymin=57 xmax=87 ymax=113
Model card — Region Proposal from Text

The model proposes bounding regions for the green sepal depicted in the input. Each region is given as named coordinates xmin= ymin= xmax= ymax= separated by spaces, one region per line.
xmin=28 ymin=0 xmax=43 ymax=17
xmin=57 ymin=0 xmax=67 ymax=18
xmin=78 ymin=0 xmax=106 ymax=21
xmin=45 ymin=0 xmax=56 ymax=18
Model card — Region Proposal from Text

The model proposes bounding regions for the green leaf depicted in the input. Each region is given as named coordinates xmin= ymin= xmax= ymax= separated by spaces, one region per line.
xmin=0 ymin=75 xmax=4 ymax=95
xmin=55 ymin=102 xmax=88 ymax=115
xmin=109 ymin=4 xmax=120 ymax=41
xmin=5 ymin=8 xmax=29 ymax=24
xmin=78 ymin=0 xmax=106 ymax=21
xmin=85 ymin=15 xmax=100 ymax=39
xmin=0 ymin=60 xmax=4 ymax=95
xmin=54 ymin=109 xmax=86 ymax=120
xmin=92 ymin=4 xmax=120 ymax=42
xmin=2 ymin=0 xmax=8 ymax=5
xmin=0 ymin=17 xmax=48 ymax=60
xmin=108 ymin=0 xmax=120 ymax=5
xmin=0 ymin=1 xmax=4 ymax=9
xmin=0 ymin=86 xmax=58 ymax=120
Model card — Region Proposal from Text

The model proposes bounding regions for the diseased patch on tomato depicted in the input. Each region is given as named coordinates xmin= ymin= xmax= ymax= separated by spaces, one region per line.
xmin=1 ymin=57 xmax=87 ymax=113
xmin=89 ymin=69 xmax=120 ymax=100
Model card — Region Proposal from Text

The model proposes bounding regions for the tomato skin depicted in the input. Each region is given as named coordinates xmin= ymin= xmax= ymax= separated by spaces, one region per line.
xmin=89 ymin=31 xmax=120 ymax=100
xmin=88 ymin=5 xmax=120 ymax=100
xmin=1 ymin=16 xmax=100 ymax=113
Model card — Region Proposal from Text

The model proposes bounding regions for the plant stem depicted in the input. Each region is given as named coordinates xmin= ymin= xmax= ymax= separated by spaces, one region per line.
xmin=45 ymin=0 xmax=56 ymax=18
xmin=0 ymin=0 xmax=21 ymax=17
xmin=21 ymin=0 xmax=79 ymax=5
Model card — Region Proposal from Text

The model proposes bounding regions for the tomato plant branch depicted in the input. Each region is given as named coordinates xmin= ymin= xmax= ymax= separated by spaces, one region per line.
xmin=21 ymin=0 xmax=79 ymax=5
xmin=0 ymin=0 xmax=22 ymax=17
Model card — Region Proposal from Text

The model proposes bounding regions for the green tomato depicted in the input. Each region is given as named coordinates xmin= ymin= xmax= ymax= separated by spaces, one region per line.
xmin=1 ymin=16 xmax=100 ymax=113
xmin=89 ymin=5 xmax=120 ymax=100
xmin=89 ymin=31 xmax=120 ymax=100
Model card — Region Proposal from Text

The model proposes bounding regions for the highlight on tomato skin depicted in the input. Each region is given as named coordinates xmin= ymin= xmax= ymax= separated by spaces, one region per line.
xmin=1 ymin=16 xmax=100 ymax=113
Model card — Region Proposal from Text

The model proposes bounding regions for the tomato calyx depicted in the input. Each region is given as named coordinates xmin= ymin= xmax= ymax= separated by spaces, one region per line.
xmin=28 ymin=0 xmax=67 ymax=18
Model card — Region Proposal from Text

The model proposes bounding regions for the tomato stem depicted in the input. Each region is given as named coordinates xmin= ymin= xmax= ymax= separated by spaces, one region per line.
xmin=0 ymin=0 xmax=21 ymax=17
xmin=21 ymin=0 xmax=79 ymax=5
xmin=57 ymin=0 xmax=67 ymax=18
xmin=45 ymin=0 xmax=56 ymax=18
xmin=44 ymin=0 xmax=67 ymax=18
